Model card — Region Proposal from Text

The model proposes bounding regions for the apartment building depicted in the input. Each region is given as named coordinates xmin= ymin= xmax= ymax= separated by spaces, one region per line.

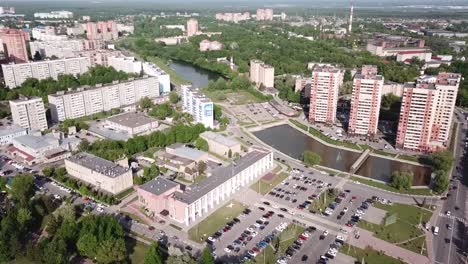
xmin=250 ymin=59 xmax=274 ymax=88
xmin=142 ymin=62 xmax=171 ymax=94
xmin=74 ymin=49 xmax=122 ymax=66
xmin=186 ymin=19 xmax=199 ymax=37
xmin=9 ymin=97 xmax=48 ymax=131
xmin=34 ymin=11 xmax=73 ymax=19
xmin=181 ymin=85 xmax=214 ymax=128
xmin=309 ymin=64 xmax=344 ymax=124
xmin=86 ymin=21 xmax=118 ymax=41
xmin=348 ymin=65 xmax=384 ymax=137
xmin=108 ymin=56 xmax=142 ymax=74
xmin=199 ymin=40 xmax=223 ymax=51
xmin=366 ymin=33 xmax=428 ymax=57
xmin=48 ymin=76 xmax=159 ymax=122
xmin=31 ymin=26 xmax=68 ymax=41
xmin=256 ymin=9 xmax=273 ymax=21
xmin=137 ymin=149 xmax=274 ymax=226
xmin=2 ymin=57 xmax=91 ymax=88
xmin=30 ymin=39 xmax=104 ymax=59
xmin=396 ymin=73 xmax=461 ymax=152
xmin=0 ymin=28 xmax=29 ymax=63
xmin=65 ymin=152 xmax=133 ymax=195
xmin=215 ymin=12 xmax=250 ymax=23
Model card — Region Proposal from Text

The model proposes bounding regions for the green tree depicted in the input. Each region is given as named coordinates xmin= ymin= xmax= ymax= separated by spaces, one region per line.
xmin=95 ymin=238 xmax=127 ymax=264
xmin=390 ymin=171 xmax=413 ymax=191
xmin=10 ymin=174 xmax=35 ymax=206
xmin=433 ymin=170 xmax=449 ymax=193
xmin=199 ymin=247 xmax=214 ymax=264
xmin=428 ymin=150 xmax=454 ymax=172
xmin=41 ymin=239 xmax=68 ymax=264
xmin=16 ymin=208 xmax=32 ymax=230
xmin=195 ymin=137 xmax=209 ymax=151
xmin=77 ymin=233 xmax=98 ymax=259
xmin=302 ymin=151 xmax=322 ymax=166
xmin=197 ymin=161 xmax=207 ymax=175
xmin=42 ymin=166 xmax=55 ymax=178
xmin=381 ymin=93 xmax=401 ymax=110
xmin=144 ymin=242 xmax=163 ymax=264
xmin=169 ymin=91 xmax=180 ymax=104
xmin=140 ymin=97 xmax=154 ymax=109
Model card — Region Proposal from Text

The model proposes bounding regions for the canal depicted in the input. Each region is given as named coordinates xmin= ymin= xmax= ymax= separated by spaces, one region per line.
xmin=169 ymin=60 xmax=221 ymax=88
xmin=253 ymin=124 xmax=432 ymax=186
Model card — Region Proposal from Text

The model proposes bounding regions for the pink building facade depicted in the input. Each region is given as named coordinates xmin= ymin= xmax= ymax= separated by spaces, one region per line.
xmin=0 ymin=28 xmax=29 ymax=63
xmin=348 ymin=65 xmax=384 ymax=137
xmin=137 ymin=150 xmax=274 ymax=226
xmin=256 ymin=9 xmax=273 ymax=21
xmin=186 ymin=19 xmax=198 ymax=37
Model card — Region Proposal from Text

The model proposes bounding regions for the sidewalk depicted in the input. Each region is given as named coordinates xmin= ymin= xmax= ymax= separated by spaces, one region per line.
xmin=348 ymin=228 xmax=430 ymax=264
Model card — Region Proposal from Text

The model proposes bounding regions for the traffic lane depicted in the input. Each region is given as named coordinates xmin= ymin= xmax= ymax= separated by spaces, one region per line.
xmin=433 ymin=215 xmax=453 ymax=264
xmin=213 ymin=207 xmax=285 ymax=258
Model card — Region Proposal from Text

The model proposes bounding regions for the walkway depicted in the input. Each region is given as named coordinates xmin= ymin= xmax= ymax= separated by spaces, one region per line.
xmin=348 ymin=228 xmax=431 ymax=264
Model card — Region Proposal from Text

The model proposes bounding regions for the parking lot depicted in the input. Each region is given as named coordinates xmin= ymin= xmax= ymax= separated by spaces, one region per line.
xmin=230 ymin=103 xmax=281 ymax=125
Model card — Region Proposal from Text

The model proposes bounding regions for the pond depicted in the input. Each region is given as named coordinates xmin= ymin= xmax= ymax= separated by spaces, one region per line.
xmin=169 ymin=60 xmax=221 ymax=88
xmin=253 ymin=124 xmax=432 ymax=186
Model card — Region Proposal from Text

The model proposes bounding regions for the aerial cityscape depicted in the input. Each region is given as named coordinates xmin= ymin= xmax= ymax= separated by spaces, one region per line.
xmin=0 ymin=0 xmax=467 ymax=263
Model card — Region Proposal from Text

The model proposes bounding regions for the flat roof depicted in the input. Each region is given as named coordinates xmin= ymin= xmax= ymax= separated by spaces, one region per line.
xmin=139 ymin=177 xmax=179 ymax=196
xmin=13 ymin=134 xmax=57 ymax=150
xmin=0 ymin=125 xmax=26 ymax=137
xmin=107 ymin=112 xmax=157 ymax=128
xmin=173 ymin=150 xmax=270 ymax=204
xmin=167 ymin=144 xmax=208 ymax=161
xmin=67 ymin=152 xmax=129 ymax=178
xmin=200 ymin=131 xmax=239 ymax=148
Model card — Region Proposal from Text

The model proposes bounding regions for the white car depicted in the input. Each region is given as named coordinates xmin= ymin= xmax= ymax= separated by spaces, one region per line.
xmin=336 ymin=235 xmax=344 ymax=242
xmin=247 ymin=227 xmax=255 ymax=233
xmin=339 ymin=228 xmax=348 ymax=234
xmin=53 ymin=194 xmax=61 ymax=199
xmin=323 ymin=230 xmax=329 ymax=236
xmin=207 ymin=236 xmax=216 ymax=242
xmin=254 ymin=223 xmax=261 ymax=228
xmin=343 ymin=207 xmax=348 ymax=213
xmin=96 ymin=207 xmax=104 ymax=213
xmin=260 ymin=217 xmax=267 ymax=222
xmin=446 ymin=211 xmax=451 ymax=217
xmin=289 ymin=211 xmax=296 ymax=216
xmin=251 ymin=231 xmax=258 ymax=237
xmin=277 ymin=257 xmax=288 ymax=264
xmin=224 ymin=247 xmax=231 ymax=253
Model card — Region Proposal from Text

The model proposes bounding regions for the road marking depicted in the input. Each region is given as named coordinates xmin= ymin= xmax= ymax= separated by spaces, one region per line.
xmin=438 ymin=213 xmax=468 ymax=225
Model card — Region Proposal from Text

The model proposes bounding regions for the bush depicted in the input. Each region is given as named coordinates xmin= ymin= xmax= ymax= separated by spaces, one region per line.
xmin=389 ymin=171 xmax=413 ymax=191
xmin=302 ymin=150 xmax=322 ymax=166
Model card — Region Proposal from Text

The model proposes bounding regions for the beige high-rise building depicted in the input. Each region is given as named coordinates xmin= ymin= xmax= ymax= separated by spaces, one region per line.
xmin=250 ymin=59 xmax=274 ymax=88
xmin=256 ymin=8 xmax=273 ymax=21
xmin=396 ymin=73 xmax=461 ymax=152
xmin=9 ymin=97 xmax=48 ymax=131
xmin=186 ymin=19 xmax=199 ymax=37
xmin=348 ymin=65 xmax=384 ymax=137
xmin=309 ymin=64 xmax=344 ymax=124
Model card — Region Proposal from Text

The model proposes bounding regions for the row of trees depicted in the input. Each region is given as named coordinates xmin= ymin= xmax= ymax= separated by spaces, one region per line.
xmin=428 ymin=150 xmax=454 ymax=193
xmin=79 ymin=123 xmax=207 ymax=161
xmin=0 ymin=66 xmax=136 ymax=103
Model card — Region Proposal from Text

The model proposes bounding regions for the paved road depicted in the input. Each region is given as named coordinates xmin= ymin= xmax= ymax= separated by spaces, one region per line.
xmin=433 ymin=111 xmax=468 ymax=264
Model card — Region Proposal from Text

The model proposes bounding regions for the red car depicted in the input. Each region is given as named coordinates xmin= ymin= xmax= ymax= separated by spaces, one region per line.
xmin=223 ymin=227 xmax=230 ymax=232
xmin=148 ymin=226 xmax=155 ymax=231
xmin=252 ymin=247 xmax=260 ymax=253
xmin=239 ymin=236 xmax=245 ymax=241
xmin=352 ymin=196 xmax=357 ymax=200
xmin=247 ymin=236 xmax=253 ymax=241
xmin=299 ymin=235 xmax=308 ymax=240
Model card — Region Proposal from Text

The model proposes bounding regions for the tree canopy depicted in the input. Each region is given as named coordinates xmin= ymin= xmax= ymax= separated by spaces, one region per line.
xmin=389 ymin=171 xmax=414 ymax=191
xmin=302 ymin=151 xmax=322 ymax=166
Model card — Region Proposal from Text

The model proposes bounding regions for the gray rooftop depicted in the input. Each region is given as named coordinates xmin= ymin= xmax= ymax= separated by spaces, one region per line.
xmin=173 ymin=150 xmax=270 ymax=204
xmin=167 ymin=144 xmax=208 ymax=161
xmin=107 ymin=112 xmax=157 ymax=128
xmin=67 ymin=152 xmax=129 ymax=178
xmin=200 ymin=131 xmax=239 ymax=148
xmin=139 ymin=177 xmax=179 ymax=196
xmin=0 ymin=125 xmax=26 ymax=137
xmin=13 ymin=134 xmax=58 ymax=150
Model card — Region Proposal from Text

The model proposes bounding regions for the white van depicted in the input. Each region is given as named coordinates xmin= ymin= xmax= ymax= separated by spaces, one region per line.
xmin=433 ymin=226 xmax=439 ymax=235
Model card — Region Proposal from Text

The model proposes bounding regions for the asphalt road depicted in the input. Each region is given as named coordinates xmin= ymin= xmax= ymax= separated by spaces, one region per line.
xmin=433 ymin=113 xmax=468 ymax=264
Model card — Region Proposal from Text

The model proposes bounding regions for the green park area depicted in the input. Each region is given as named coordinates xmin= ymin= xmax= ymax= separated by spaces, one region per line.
xmin=203 ymin=89 xmax=265 ymax=105
xmin=250 ymin=167 xmax=287 ymax=195
xmin=126 ymin=238 xmax=149 ymax=264
xmin=340 ymin=244 xmax=406 ymax=264
xmin=357 ymin=203 xmax=432 ymax=255
xmin=255 ymin=224 xmax=305 ymax=264
xmin=350 ymin=176 xmax=434 ymax=196
xmin=188 ymin=200 xmax=247 ymax=242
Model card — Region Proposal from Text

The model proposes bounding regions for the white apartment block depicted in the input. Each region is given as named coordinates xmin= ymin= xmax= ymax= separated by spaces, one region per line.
xmin=9 ymin=97 xmax=48 ymax=131
xmin=30 ymin=39 xmax=104 ymax=59
xmin=348 ymin=66 xmax=384 ymax=137
xmin=48 ymin=77 xmax=159 ymax=122
xmin=396 ymin=73 xmax=461 ymax=152
xmin=181 ymin=85 xmax=214 ymax=128
xmin=2 ymin=57 xmax=91 ymax=88
xmin=250 ymin=59 xmax=274 ymax=88
xmin=108 ymin=56 xmax=142 ymax=75
xmin=34 ymin=11 xmax=73 ymax=19
xmin=31 ymin=26 xmax=68 ymax=41
xmin=65 ymin=152 xmax=133 ymax=195
xmin=0 ymin=125 xmax=27 ymax=145
xmin=309 ymin=64 xmax=344 ymax=124
xmin=142 ymin=62 xmax=171 ymax=94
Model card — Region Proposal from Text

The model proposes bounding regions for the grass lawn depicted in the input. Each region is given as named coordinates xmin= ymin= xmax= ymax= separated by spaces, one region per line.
xmin=121 ymin=211 xmax=147 ymax=224
xmin=188 ymin=200 xmax=247 ymax=242
xmin=115 ymin=187 xmax=135 ymax=200
xmin=340 ymin=244 xmax=406 ymax=264
xmin=357 ymin=202 xmax=432 ymax=254
xmin=309 ymin=189 xmax=338 ymax=212
xmin=350 ymin=176 xmax=434 ymax=196
xmin=398 ymin=154 xmax=421 ymax=163
xmin=202 ymin=88 xmax=264 ymax=105
xmin=255 ymin=224 xmax=305 ymax=264
xmin=126 ymin=237 xmax=149 ymax=264
xmin=250 ymin=171 xmax=288 ymax=195
xmin=399 ymin=235 xmax=428 ymax=256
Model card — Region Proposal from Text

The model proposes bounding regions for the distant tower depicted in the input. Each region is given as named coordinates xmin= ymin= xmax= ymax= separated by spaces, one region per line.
xmin=348 ymin=0 xmax=354 ymax=33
